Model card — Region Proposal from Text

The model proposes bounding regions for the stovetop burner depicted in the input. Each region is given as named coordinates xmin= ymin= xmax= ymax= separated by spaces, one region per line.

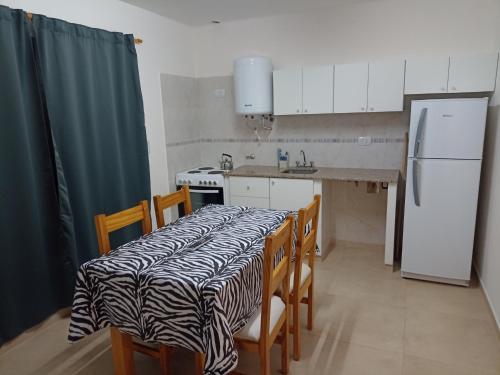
xmin=208 ymin=171 xmax=223 ymax=175
xmin=198 ymin=167 xmax=215 ymax=170
xmin=188 ymin=170 xmax=201 ymax=174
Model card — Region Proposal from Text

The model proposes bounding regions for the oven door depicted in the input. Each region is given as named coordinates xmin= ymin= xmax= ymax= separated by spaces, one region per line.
xmin=176 ymin=185 xmax=224 ymax=217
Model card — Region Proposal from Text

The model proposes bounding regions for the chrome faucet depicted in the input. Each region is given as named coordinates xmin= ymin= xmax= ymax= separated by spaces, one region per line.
xmin=300 ymin=150 xmax=307 ymax=167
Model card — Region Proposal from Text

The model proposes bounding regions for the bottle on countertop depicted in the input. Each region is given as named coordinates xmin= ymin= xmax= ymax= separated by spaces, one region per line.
xmin=277 ymin=149 xmax=289 ymax=170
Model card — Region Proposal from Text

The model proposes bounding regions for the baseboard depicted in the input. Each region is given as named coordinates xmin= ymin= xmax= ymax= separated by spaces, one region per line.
xmin=473 ymin=262 xmax=500 ymax=332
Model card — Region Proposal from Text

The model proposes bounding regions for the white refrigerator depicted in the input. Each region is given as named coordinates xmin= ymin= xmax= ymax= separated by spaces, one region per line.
xmin=401 ymin=98 xmax=488 ymax=286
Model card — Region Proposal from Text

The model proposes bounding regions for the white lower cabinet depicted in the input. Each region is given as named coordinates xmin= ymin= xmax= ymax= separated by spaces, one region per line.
xmin=229 ymin=176 xmax=323 ymax=255
xmin=230 ymin=195 xmax=269 ymax=209
xmin=269 ymin=178 xmax=314 ymax=210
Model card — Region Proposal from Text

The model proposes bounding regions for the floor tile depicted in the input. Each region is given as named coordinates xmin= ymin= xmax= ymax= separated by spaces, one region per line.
xmin=405 ymin=309 xmax=500 ymax=372
xmin=326 ymin=261 xmax=406 ymax=308
xmin=402 ymin=354 xmax=500 ymax=375
xmin=404 ymin=277 xmax=492 ymax=321
xmin=323 ymin=342 xmax=403 ymax=375
xmin=311 ymin=294 xmax=406 ymax=353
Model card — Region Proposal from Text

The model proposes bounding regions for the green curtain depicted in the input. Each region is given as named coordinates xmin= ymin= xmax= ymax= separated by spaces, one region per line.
xmin=0 ymin=6 xmax=150 ymax=344
xmin=0 ymin=6 xmax=75 ymax=345
xmin=31 ymin=15 xmax=151 ymax=264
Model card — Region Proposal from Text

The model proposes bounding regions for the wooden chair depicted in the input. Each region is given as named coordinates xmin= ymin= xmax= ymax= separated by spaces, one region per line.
xmin=153 ymin=185 xmax=192 ymax=228
xmin=290 ymin=195 xmax=321 ymax=361
xmin=234 ymin=216 xmax=294 ymax=375
xmin=94 ymin=200 xmax=172 ymax=375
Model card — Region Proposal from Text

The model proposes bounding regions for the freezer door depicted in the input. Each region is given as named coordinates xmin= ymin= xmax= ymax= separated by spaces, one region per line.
xmin=408 ymin=98 xmax=487 ymax=159
xmin=402 ymin=159 xmax=482 ymax=281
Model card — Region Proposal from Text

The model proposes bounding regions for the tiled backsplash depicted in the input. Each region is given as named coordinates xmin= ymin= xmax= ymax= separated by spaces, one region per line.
xmin=161 ymin=73 xmax=409 ymax=245
xmin=163 ymin=74 xmax=408 ymax=171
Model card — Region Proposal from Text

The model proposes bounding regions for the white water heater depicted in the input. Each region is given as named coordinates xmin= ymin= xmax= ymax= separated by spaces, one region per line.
xmin=233 ymin=56 xmax=273 ymax=115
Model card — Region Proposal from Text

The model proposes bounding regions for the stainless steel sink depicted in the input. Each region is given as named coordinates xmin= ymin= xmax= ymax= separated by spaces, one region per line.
xmin=282 ymin=167 xmax=318 ymax=174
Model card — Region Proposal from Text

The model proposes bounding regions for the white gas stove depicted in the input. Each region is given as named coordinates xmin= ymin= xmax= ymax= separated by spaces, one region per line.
xmin=175 ymin=166 xmax=226 ymax=215
xmin=175 ymin=166 xmax=226 ymax=188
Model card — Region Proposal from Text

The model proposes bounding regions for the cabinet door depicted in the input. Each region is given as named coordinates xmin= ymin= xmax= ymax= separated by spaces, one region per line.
xmin=404 ymin=57 xmax=449 ymax=94
xmin=269 ymin=178 xmax=314 ymax=211
xmin=303 ymin=66 xmax=334 ymax=114
xmin=333 ymin=63 xmax=368 ymax=113
xmin=367 ymin=60 xmax=405 ymax=112
xmin=229 ymin=177 xmax=269 ymax=198
xmin=230 ymin=195 xmax=269 ymax=209
xmin=448 ymin=52 xmax=499 ymax=93
xmin=273 ymin=68 xmax=302 ymax=115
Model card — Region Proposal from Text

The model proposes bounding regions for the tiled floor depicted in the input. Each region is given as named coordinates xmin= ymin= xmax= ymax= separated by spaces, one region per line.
xmin=1 ymin=241 xmax=499 ymax=374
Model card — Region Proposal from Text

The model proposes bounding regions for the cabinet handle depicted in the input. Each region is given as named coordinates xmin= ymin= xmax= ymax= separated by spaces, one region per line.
xmin=304 ymin=109 xmax=308 ymax=113
xmin=296 ymin=109 xmax=300 ymax=113
xmin=271 ymin=181 xmax=275 ymax=186
xmin=451 ymin=86 xmax=456 ymax=91
xmin=361 ymin=107 xmax=365 ymax=111
xmin=246 ymin=186 xmax=250 ymax=190
xmin=370 ymin=107 xmax=374 ymax=111
xmin=441 ymin=87 xmax=446 ymax=91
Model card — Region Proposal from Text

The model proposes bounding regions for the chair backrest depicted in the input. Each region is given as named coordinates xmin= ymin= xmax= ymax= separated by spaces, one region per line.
xmin=293 ymin=195 xmax=321 ymax=290
xmin=153 ymin=185 xmax=192 ymax=228
xmin=260 ymin=215 xmax=294 ymax=343
xmin=94 ymin=200 xmax=152 ymax=255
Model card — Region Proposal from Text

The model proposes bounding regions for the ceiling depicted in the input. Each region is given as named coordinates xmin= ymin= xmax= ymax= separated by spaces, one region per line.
xmin=121 ymin=0 xmax=372 ymax=27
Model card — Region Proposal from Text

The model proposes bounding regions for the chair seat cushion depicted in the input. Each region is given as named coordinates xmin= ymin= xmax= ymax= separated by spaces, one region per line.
xmin=290 ymin=263 xmax=311 ymax=290
xmin=235 ymin=296 xmax=286 ymax=342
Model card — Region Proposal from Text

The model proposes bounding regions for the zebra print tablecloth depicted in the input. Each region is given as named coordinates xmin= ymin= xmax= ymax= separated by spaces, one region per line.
xmin=68 ymin=204 xmax=292 ymax=374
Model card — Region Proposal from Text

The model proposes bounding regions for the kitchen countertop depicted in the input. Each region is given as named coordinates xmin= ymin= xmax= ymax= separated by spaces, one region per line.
xmin=227 ymin=165 xmax=400 ymax=183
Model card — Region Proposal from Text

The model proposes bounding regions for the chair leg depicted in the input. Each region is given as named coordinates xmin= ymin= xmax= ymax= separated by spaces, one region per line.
xmin=159 ymin=345 xmax=171 ymax=375
xmin=195 ymin=352 xmax=205 ymax=375
xmin=110 ymin=327 xmax=135 ymax=375
xmin=260 ymin=345 xmax=271 ymax=375
xmin=307 ymin=283 xmax=313 ymax=331
xmin=282 ymin=318 xmax=289 ymax=374
xmin=292 ymin=297 xmax=301 ymax=361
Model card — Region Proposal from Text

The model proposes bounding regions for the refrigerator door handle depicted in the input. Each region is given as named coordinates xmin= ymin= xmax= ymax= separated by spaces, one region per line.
xmin=414 ymin=108 xmax=427 ymax=157
xmin=413 ymin=160 xmax=421 ymax=207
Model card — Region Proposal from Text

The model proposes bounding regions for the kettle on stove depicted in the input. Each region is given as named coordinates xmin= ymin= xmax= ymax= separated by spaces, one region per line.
xmin=219 ymin=153 xmax=233 ymax=171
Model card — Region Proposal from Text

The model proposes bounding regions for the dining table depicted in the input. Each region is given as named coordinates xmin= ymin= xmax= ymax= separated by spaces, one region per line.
xmin=68 ymin=204 xmax=294 ymax=374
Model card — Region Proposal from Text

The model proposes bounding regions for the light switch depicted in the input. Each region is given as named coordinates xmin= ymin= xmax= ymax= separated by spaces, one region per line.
xmin=357 ymin=136 xmax=372 ymax=146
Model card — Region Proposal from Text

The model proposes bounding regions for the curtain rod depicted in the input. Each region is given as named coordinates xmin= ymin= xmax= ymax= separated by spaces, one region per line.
xmin=25 ymin=12 xmax=143 ymax=45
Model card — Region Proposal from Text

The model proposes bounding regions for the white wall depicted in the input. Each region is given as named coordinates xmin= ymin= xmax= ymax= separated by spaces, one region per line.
xmin=475 ymin=14 xmax=500 ymax=329
xmin=0 ymin=0 xmax=196 ymax=221
xmin=476 ymin=105 xmax=500 ymax=330
xmin=194 ymin=0 xmax=500 ymax=77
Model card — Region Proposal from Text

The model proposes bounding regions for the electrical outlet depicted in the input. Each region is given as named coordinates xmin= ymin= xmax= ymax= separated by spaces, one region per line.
xmin=357 ymin=136 xmax=372 ymax=146
xmin=214 ymin=88 xmax=225 ymax=98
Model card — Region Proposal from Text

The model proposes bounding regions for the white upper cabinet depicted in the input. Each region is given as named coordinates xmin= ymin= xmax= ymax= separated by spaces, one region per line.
xmin=405 ymin=57 xmax=450 ymax=94
xmin=368 ymin=60 xmax=406 ymax=112
xmin=273 ymin=68 xmax=302 ymax=115
xmin=334 ymin=63 xmax=368 ymax=113
xmin=448 ymin=52 xmax=499 ymax=93
xmin=302 ymin=66 xmax=334 ymax=114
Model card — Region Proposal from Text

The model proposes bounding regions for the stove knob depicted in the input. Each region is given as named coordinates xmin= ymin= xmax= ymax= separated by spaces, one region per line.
xmin=207 ymin=181 xmax=212 ymax=185
xmin=202 ymin=180 xmax=207 ymax=185
xmin=188 ymin=180 xmax=192 ymax=185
